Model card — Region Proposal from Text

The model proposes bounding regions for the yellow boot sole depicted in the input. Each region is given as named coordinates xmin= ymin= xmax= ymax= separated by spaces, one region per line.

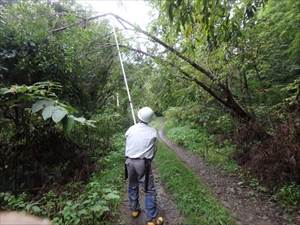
xmin=147 ymin=216 xmax=164 ymax=225
xmin=131 ymin=210 xmax=140 ymax=218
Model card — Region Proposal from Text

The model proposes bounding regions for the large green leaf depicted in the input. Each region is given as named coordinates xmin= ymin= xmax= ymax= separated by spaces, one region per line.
xmin=52 ymin=107 xmax=68 ymax=123
xmin=31 ymin=100 xmax=54 ymax=113
xmin=42 ymin=105 xmax=55 ymax=120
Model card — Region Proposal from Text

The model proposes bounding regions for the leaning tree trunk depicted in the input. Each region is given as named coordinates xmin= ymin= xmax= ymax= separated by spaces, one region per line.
xmin=53 ymin=13 xmax=271 ymax=141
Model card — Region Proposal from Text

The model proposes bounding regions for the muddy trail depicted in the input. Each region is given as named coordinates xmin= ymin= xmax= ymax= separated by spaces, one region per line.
xmin=117 ymin=168 xmax=184 ymax=225
xmin=159 ymin=130 xmax=300 ymax=225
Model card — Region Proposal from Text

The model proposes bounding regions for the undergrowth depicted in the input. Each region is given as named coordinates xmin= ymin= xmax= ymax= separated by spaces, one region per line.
xmin=164 ymin=119 xmax=238 ymax=172
xmin=275 ymin=183 xmax=300 ymax=209
xmin=162 ymin=118 xmax=300 ymax=209
xmin=0 ymin=133 xmax=125 ymax=225
xmin=155 ymin=141 xmax=234 ymax=225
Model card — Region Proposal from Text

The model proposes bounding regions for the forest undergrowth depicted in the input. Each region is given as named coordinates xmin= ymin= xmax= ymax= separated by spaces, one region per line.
xmin=0 ymin=134 xmax=125 ymax=225
xmin=163 ymin=116 xmax=300 ymax=210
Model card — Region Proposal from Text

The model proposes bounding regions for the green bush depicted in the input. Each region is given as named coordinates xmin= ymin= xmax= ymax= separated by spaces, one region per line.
xmin=0 ymin=133 xmax=125 ymax=225
xmin=165 ymin=120 xmax=237 ymax=172
xmin=275 ymin=183 xmax=300 ymax=208
xmin=69 ymin=108 xmax=126 ymax=160
xmin=164 ymin=106 xmax=234 ymax=134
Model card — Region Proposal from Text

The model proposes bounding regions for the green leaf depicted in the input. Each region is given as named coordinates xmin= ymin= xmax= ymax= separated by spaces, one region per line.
xmin=104 ymin=192 xmax=120 ymax=200
xmin=0 ymin=87 xmax=10 ymax=95
xmin=32 ymin=100 xmax=54 ymax=113
xmin=52 ymin=107 xmax=68 ymax=123
xmin=102 ymin=188 xmax=112 ymax=193
xmin=31 ymin=205 xmax=41 ymax=213
xmin=18 ymin=86 xmax=28 ymax=93
xmin=90 ymin=205 xmax=109 ymax=213
xmin=72 ymin=116 xmax=86 ymax=123
xmin=42 ymin=105 xmax=55 ymax=120
xmin=63 ymin=115 xmax=75 ymax=133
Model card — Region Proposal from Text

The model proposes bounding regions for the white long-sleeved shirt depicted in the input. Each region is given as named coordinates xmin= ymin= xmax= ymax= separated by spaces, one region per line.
xmin=125 ymin=122 xmax=157 ymax=159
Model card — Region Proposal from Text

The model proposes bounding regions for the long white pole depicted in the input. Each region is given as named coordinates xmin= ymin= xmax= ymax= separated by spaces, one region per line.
xmin=112 ymin=25 xmax=137 ymax=124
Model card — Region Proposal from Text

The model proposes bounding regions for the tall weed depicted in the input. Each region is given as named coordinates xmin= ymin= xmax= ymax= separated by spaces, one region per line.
xmin=165 ymin=119 xmax=237 ymax=172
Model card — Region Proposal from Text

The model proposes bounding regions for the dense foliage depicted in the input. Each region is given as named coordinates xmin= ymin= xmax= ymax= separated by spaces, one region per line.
xmin=132 ymin=0 xmax=300 ymax=189
xmin=105 ymin=0 xmax=299 ymax=203
xmin=0 ymin=134 xmax=125 ymax=225
xmin=1 ymin=0 xmax=299 ymax=222
xmin=0 ymin=0 xmax=127 ymax=189
xmin=164 ymin=117 xmax=237 ymax=172
xmin=0 ymin=0 xmax=130 ymax=223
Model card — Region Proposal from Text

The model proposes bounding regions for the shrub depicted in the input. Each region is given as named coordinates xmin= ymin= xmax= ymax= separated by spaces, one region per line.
xmin=164 ymin=106 xmax=234 ymax=134
xmin=165 ymin=120 xmax=237 ymax=172
xmin=0 ymin=133 xmax=125 ymax=225
xmin=239 ymin=122 xmax=300 ymax=187
xmin=275 ymin=183 xmax=300 ymax=208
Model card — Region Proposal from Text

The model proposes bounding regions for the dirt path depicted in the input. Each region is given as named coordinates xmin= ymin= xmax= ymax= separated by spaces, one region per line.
xmin=159 ymin=130 xmax=300 ymax=225
xmin=117 ymin=167 xmax=184 ymax=225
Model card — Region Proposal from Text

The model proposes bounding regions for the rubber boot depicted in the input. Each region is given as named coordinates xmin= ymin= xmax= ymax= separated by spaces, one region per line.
xmin=147 ymin=216 xmax=164 ymax=225
xmin=131 ymin=210 xmax=141 ymax=218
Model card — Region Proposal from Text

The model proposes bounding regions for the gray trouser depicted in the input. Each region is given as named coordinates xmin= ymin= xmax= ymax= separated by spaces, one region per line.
xmin=125 ymin=158 xmax=157 ymax=221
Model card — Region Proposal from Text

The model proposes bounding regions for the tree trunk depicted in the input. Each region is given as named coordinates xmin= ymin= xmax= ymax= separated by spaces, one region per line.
xmin=52 ymin=13 xmax=270 ymax=138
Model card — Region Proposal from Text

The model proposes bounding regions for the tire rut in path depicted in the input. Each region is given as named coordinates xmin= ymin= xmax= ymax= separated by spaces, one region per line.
xmin=117 ymin=167 xmax=184 ymax=225
xmin=159 ymin=130 xmax=300 ymax=225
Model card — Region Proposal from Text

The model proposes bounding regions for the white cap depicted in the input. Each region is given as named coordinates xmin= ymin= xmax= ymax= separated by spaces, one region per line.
xmin=137 ymin=107 xmax=154 ymax=123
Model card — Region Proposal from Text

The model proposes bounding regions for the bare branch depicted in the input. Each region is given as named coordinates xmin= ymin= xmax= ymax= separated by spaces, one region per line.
xmin=51 ymin=13 xmax=111 ymax=33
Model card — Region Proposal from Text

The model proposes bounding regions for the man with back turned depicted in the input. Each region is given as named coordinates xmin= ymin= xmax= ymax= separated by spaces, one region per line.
xmin=125 ymin=107 xmax=164 ymax=225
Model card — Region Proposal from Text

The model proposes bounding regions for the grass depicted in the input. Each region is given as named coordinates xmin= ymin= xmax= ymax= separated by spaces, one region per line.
xmin=163 ymin=119 xmax=238 ymax=173
xmin=155 ymin=141 xmax=235 ymax=225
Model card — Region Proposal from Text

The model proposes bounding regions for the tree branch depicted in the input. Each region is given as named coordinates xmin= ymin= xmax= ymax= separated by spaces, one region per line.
xmin=52 ymin=13 xmax=111 ymax=33
xmin=52 ymin=13 xmax=216 ymax=81
xmin=118 ymin=45 xmax=229 ymax=107
xmin=112 ymin=14 xmax=217 ymax=81
xmin=52 ymin=13 xmax=251 ymax=121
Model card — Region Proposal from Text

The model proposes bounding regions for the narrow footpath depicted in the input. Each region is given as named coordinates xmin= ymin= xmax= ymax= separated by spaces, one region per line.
xmin=117 ymin=168 xmax=184 ymax=225
xmin=159 ymin=130 xmax=300 ymax=225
